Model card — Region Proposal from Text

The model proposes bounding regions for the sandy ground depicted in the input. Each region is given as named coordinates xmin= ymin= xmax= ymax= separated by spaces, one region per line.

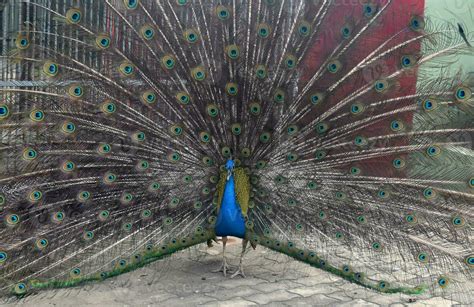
xmin=1 ymin=238 xmax=463 ymax=307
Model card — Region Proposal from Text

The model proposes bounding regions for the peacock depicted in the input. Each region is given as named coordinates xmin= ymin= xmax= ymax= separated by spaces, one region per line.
xmin=0 ymin=0 xmax=473 ymax=303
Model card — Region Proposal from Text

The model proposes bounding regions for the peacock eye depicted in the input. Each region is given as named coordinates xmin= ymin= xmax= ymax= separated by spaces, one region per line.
xmin=350 ymin=166 xmax=361 ymax=175
xmin=102 ymin=102 xmax=117 ymax=114
xmin=66 ymin=8 xmax=82 ymax=24
xmin=315 ymin=122 xmax=329 ymax=134
xmin=96 ymin=35 xmax=111 ymax=49
xmin=161 ymin=55 xmax=176 ymax=69
xmin=29 ymin=190 xmax=43 ymax=202
xmin=133 ymin=131 xmax=145 ymax=142
xmin=14 ymin=283 xmax=27 ymax=295
xmin=465 ymin=255 xmax=474 ymax=267
xmin=30 ymin=110 xmax=45 ymax=122
xmin=62 ymin=122 xmax=76 ymax=134
xmin=437 ymin=277 xmax=449 ymax=288
xmin=250 ymin=102 xmax=261 ymax=115
xmin=216 ymin=6 xmax=230 ymax=20
xmin=390 ymin=120 xmax=404 ymax=131
xmin=0 ymin=105 xmax=9 ymax=119
xmin=401 ymin=55 xmax=416 ymax=68
xmin=327 ymin=60 xmax=341 ymax=73
xmin=255 ymin=65 xmax=267 ymax=79
xmin=257 ymin=23 xmax=271 ymax=38
xmin=16 ymin=35 xmax=30 ymax=49
xmin=226 ymin=83 xmax=238 ymax=96
xmin=274 ymin=90 xmax=285 ymax=103
xmin=259 ymin=132 xmax=271 ymax=143
xmin=0 ymin=251 xmax=7 ymax=263
xmin=374 ymin=80 xmax=388 ymax=92
xmin=421 ymin=98 xmax=438 ymax=111
xmin=142 ymin=91 xmax=157 ymax=104
xmin=176 ymin=92 xmax=190 ymax=104
xmin=168 ymin=152 xmax=181 ymax=162
xmin=341 ymin=25 xmax=352 ymax=38
xmin=315 ymin=150 xmax=327 ymax=160
xmin=191 ymin=66 xmax=206 ymax=81
xmin=23 ymin=148 xmax=38 ymax=160
xmin=145 ymin=29 xmax=153 ymax=38
xmin=62 ymin=161 xmax=75 ymax=172
xmin=455 ymin=86 xmax=471 ymax=102
xmin=363 ymin=3 xmax=377 ymax=18
xmin=207 ymin=104 xmax=218 ymax=117
xmin=71 ymin=268 xmax=81 ymax=276
xmin=226 ymin=44 xmax=240 ymax=59
xmin=298 ymin=21 xmax=311 ymax=36
xmin=231 ymin=123 xmax=242 ymax=135
xmin=287 ymin=152 xmax=299 ymax=162
xmin=451 ymin=216 xmax=465 ymax=227
xmin=119 ymin=63 xmax=134 ymax=76
xmin=6 ymin=214 xmax=21 ymax=225
xmin=124 ymin=0 xmax=139 ymax=9
xmin=184 ymin=29 xmax=199 ymax=43
xmin=426 ymin=145 xmax=441 ymax=157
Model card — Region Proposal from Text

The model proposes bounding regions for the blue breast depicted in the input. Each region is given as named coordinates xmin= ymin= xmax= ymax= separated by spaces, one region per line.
xmin=214 ymin=173 xmax=246 ymax=238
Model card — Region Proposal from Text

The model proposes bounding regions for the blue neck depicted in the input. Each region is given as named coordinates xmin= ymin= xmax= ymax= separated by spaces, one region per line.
xmin=214 ymin=161 xmax=246 ymax=238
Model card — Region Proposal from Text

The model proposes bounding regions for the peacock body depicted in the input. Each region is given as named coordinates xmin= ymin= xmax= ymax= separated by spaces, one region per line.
xmin=0 ymin=0 xmax=473 ymax=303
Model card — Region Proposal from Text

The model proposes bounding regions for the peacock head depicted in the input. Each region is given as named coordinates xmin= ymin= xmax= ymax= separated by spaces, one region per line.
xmin=225 ymin=158 xmax=235 ymax=171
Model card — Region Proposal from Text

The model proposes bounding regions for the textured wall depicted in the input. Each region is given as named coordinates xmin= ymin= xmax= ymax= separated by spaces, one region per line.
xmin=425 ymin=0 xmax=474 ymax=74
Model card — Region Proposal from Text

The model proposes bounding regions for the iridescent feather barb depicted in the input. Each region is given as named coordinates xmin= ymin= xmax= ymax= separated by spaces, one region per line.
xmin=0 ymin=0 xmax=473 ymax=303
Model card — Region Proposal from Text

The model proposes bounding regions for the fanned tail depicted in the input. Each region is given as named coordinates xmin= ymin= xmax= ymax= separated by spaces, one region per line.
xmin=0 ymin=0 xmax=472 ymax=303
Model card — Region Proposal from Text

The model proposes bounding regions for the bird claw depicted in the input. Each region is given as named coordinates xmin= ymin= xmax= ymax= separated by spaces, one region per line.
xmin=230 ymin=265 xmax=245 ymax=278
xmin=212 ymin=259 xmax=231 ymax=277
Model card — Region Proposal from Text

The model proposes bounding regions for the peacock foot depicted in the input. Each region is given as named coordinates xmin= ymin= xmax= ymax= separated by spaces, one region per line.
xmin=230 ymin=264 xmax=245 ymax=278
xmin=212 ymin=258 xmax=232 ymax=277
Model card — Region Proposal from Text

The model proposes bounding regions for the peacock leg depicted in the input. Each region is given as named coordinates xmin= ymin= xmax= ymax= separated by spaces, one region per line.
xmin=212 ymin=236 xmax=230 ymax=276
xmin=231 ymin=238 xmax=248 ymax=278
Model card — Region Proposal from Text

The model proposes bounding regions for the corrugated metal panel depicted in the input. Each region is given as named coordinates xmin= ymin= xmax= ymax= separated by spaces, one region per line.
xmin=0 ymin=0 xmax=107 ymax=83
